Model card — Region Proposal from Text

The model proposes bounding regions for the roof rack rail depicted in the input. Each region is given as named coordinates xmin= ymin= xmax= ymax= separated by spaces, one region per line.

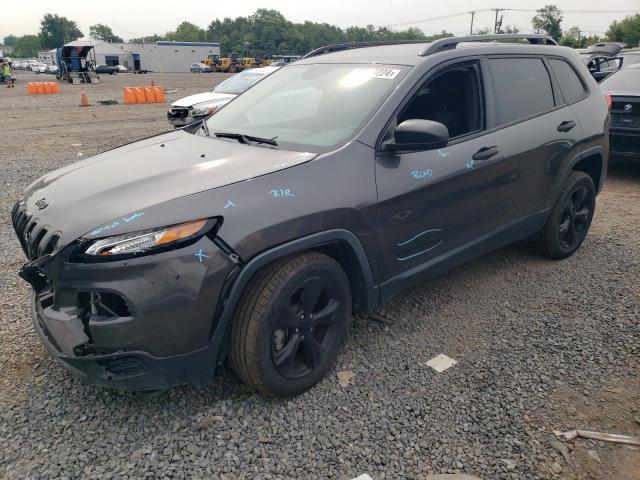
xmin=301 ymin=40 xmax=428 ymax=59
xmin=419 ymin=34 xmax=558 ymax=56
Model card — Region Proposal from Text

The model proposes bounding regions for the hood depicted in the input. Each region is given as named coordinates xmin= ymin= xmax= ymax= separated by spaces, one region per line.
xmin=21 ymin=130 xmax=315 ymax=248
xmin=171 ymin=91 xmax=236 ymax=108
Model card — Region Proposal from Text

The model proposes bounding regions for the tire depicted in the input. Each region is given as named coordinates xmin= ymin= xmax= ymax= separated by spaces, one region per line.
xmin=535 ymin=171 xmax=596 ymax=259
xmin=228 ymin=65 xmax=237 ymax=73
xmin=230 ymin=252 xmax=351 ymax=397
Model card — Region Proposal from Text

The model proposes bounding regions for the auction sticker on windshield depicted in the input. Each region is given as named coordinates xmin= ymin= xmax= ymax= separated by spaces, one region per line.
xmin=372 ymin=67 xmax=401 ymax=80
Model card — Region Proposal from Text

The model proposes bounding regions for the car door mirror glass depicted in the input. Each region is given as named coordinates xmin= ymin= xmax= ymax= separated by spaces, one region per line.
xmin=384 ymin=119 xmax=449 ymax=152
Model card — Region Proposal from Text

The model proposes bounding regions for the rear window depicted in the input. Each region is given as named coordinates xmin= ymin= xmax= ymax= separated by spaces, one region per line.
xmin=488 ymin=58 xmax=555 ymax=126
xmin=600 ymin=68 xmax=640 ymax=91
xmin=549 ymin=59 xmax=586 ymax=104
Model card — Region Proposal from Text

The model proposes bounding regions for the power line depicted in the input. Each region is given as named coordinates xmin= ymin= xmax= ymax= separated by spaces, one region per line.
xmin=386 ymin=8 xmax=638 ymax=29
xmin=504 ymin=9 xmax=638 ymax=13
xmin=386 ymin=10 xmax=492 ymax=28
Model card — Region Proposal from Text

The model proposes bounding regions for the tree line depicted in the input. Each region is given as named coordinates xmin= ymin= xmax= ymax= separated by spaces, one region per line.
xmin=3 ymin=8 xmax=639 ymax=59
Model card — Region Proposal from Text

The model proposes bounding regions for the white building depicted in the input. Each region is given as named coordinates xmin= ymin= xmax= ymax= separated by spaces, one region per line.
xmin=62 ymin=40 xmax=221 ymax=73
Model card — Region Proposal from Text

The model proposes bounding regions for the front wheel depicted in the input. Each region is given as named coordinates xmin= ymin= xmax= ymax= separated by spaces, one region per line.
xmin=535 ymin=171 xmax=596 ymax=259
xmin=230 ymin=252 xmax=351 ymax=397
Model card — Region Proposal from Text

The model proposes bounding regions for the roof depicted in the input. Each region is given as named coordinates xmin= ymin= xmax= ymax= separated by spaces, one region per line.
xmin=64 ymin=39 xmax=100 ymax=47
xmin=156 ymin=41 xmax=220 ymax=47
xmin=298 ymin=43 xmax=432 ymax=66
xmin=297 ymin=34 xmax=560 ymax=66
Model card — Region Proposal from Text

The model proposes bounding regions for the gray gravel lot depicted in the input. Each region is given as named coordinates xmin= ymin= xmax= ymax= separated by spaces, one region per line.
xmin=1 ymin=72 xmax=639 ymax=480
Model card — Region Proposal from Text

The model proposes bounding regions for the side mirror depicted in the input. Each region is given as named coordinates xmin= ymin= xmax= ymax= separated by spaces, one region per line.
xmin=383 ymin=119 xmax=449 ymax=152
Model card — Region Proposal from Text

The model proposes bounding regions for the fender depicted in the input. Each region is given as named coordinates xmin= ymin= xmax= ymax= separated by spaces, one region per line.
xmin=208 ymin=229 xmax=379 ymax=361
xmin=567 ymin=145 xmax=607 ymax=193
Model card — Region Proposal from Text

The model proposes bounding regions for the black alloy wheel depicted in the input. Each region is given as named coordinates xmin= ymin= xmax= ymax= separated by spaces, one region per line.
xmin=535 ymin=171 xmax=596 ymax=259
xmin=271 ymin=276 xmax=343 ymax=380
xmin=230 ymin=252 xmax=351 ymax=397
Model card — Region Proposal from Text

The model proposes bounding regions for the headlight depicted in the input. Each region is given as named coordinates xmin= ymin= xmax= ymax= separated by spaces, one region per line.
xmin=189 ymin=105 xmax=218 ymax=117
xmin=84 ymin=219 xmax=211 ymax=257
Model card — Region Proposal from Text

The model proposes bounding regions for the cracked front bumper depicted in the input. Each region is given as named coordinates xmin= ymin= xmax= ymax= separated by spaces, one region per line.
xmin=23 ymin=237 xmax=239 ymax=391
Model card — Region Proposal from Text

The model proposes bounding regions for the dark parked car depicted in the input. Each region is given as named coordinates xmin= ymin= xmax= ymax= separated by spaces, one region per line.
xmin=600 ymin=64 xmax=640 ymax=161
xmin=12 ymin=34 xmax=609 ymax=397
xmin=94 ymin=64 xmax=118 ymax=75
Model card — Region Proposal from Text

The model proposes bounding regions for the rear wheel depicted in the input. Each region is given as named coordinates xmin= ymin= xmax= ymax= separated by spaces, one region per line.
xmin=230 ymin=252 xmax=351 ymax=397
xmin=535 ymin=171 xmax=596 ymax=259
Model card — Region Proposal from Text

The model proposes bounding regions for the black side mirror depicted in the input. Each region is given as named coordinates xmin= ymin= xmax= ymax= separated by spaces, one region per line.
xmin=383 ymin=119 xmax=449 ymax=152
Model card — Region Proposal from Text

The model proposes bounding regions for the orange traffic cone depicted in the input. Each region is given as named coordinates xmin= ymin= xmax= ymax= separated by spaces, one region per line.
xmin=153 ymin=86 xmax=166 ymax=103
xmin=79 ymin=89 xmax=90 ymax=107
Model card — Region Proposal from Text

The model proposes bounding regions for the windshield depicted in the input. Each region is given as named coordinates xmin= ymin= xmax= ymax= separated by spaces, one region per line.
xmin=600 ymin=68 xmax=640 ymax=91
xmin=213 ymin=70 xmax=268 ymax=95
xmin=205 ymin=63 xmax=407 ymax=150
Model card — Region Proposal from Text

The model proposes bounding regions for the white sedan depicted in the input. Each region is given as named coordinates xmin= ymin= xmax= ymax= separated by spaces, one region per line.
xmin=167 ymin=66 xmax=280 ymax=127
xmin=32 ymin=63 xmax=47 ymax=74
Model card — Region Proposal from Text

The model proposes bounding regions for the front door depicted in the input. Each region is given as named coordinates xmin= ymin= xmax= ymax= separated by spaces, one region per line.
xmin=376 ymin=60 xmax=503 ymax=288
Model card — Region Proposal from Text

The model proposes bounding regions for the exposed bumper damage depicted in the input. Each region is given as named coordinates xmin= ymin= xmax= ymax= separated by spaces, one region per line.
xmin=18 ymin=227 xmax=240 ymax=391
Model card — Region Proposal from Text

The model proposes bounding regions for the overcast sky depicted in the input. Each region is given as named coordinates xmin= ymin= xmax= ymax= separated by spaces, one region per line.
xmin=1 ymin=0 xmax=638 ymax=41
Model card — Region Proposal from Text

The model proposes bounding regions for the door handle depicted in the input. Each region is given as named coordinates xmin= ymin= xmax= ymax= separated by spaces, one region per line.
xmin=472 ymin=146 xmax=500 ymax=161
xmin=557 ymin=120 xmax=576 ymax=132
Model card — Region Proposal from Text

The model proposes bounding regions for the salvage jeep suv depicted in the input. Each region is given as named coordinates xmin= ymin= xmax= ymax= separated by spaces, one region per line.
xmin=13 ymin=35 xmax=608 ymax=397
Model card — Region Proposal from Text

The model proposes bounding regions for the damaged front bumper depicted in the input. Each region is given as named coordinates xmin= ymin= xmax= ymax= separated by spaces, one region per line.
xmin=20 ymin=237 xmax=239 ymax=391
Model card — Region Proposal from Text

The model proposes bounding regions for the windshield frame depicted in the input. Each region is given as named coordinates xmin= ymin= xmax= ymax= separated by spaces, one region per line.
xmin=203 ymin=63 xmax=411 ymax=154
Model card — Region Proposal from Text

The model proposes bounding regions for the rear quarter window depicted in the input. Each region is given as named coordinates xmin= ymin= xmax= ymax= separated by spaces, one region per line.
xmin=488 ymin=57 xmax=555 ymax=126
xmin=548 ymin=59 xmax=587 ymax=104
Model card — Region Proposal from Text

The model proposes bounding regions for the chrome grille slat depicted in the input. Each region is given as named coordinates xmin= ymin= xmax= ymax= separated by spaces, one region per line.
xmin=29 ymin=227 xmax=47 ymax=259
xmin=12 ymin=202 xmax=62 ymax=261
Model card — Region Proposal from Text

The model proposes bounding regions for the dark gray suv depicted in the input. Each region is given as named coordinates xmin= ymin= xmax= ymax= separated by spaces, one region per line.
xmin=13 ymin=34 xmax=609 ymax=397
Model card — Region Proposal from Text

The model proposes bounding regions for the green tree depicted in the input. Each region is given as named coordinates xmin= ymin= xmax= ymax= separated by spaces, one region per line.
xmin=14 ymin=35 xmax=42 ymax=57
xmin=606 ymin=14 xmax=640 ymax=47
xmin=166 ymin=22 xmax=206 ymax=42
xmin=560 ymin=26 xmax=583 ymax=48
xmin=582 ymin=34 xmax=603 ymax=47
xmin=89 ymin=24 xmax=123 ymax=43
xmin=532 ymin=5 xmax=563 ymax=41
xmin=135 ymin=9 xmax=451 ymax=56
xmin=39 ymin=13 xmax=82 ymax=48
xmin=128 ymin=34 xmax=164 ymax=44
xmin=501 ymin=25 xmax=520 ymax=34
xmin=3 ymin=35 xmax=18 ymax=47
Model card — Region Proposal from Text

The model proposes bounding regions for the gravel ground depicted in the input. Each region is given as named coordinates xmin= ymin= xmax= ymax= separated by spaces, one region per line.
xmin=1 ymin=72 xmax=639 ymax=480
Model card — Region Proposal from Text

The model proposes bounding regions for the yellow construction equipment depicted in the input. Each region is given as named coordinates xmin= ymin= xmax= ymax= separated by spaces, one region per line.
xmin=238 ymin=58 xmax=258 ymax=70
xmin=202 ymin=54 xmax=219 ymax=68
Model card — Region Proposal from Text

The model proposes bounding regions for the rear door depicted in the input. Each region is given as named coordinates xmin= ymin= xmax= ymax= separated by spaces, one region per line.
xmin=481 ymin=56 xmax=583 ymax=219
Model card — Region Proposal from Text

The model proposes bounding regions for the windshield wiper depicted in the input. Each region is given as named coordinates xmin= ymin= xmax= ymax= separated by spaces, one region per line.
xmin=214 ymin=132 xmax=278 ymax=146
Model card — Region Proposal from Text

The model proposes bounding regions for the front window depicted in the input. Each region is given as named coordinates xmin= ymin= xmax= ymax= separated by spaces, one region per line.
xmin=205 ymin=63 xmax=408 ymax=151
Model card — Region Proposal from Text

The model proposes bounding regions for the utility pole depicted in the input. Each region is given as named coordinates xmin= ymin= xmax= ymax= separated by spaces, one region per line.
xmin=492 ymin=8 xmax=503 ymax=34
xmin=469 ymin=11 xmax=476 ymax=35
